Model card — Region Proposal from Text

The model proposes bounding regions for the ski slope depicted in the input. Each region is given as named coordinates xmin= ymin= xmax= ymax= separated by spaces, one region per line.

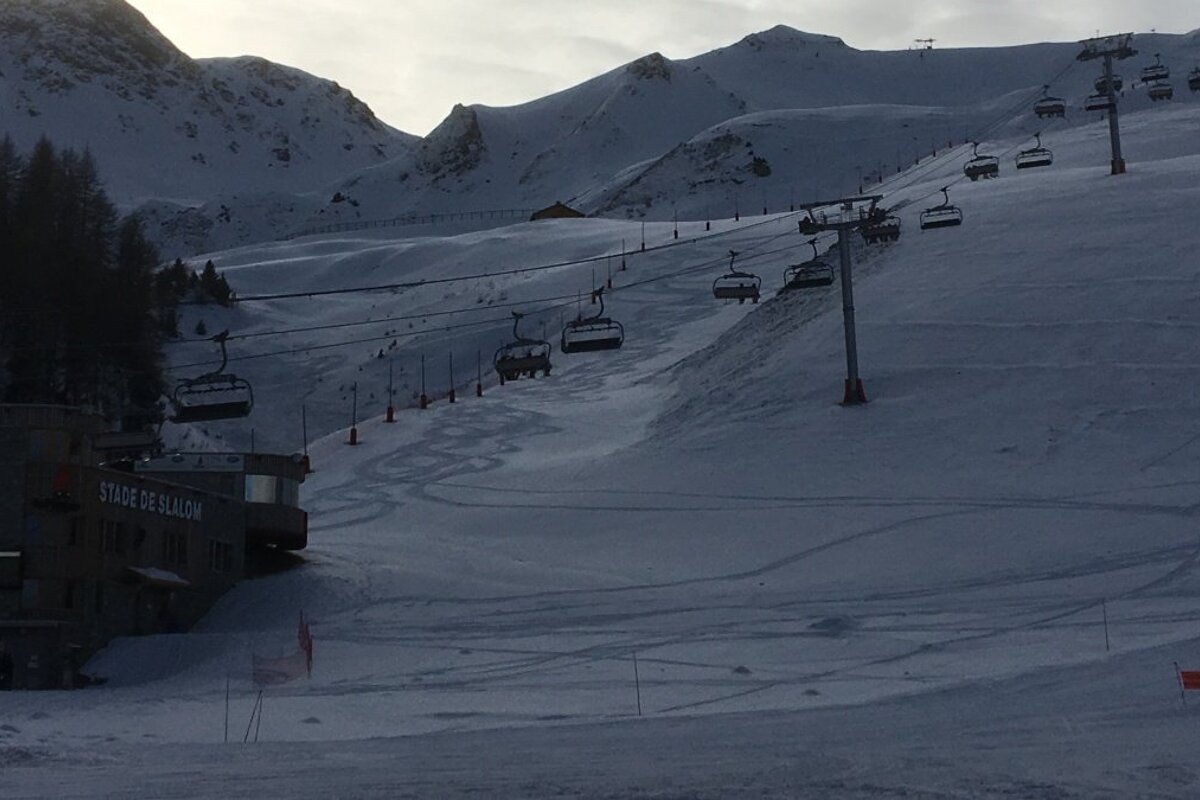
xmin=5 ymin=102 xmax=1200 ymax=797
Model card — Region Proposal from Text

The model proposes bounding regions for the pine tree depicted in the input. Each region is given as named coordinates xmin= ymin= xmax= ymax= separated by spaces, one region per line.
xmin=109 ymin=215 xmax=164 ymax=419
xmin=0 ymin=138 xmax=171 ymax=426
xmin=0 ymin=136 xmax=25 ymax=398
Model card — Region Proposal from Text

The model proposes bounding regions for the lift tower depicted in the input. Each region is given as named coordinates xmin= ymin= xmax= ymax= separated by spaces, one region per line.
xmin=1078 ymin=33 xmax=1136 ymax=175
xmin=798 ymin=195 xmax=886 ymax=405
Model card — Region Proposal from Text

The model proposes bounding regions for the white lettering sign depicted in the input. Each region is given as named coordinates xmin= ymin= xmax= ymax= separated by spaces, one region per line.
xmin=97 ymin=481 xmax=203 ymax=522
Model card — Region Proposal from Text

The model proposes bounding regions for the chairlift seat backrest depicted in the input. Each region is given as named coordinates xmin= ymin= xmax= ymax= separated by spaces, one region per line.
xmin=170 ymin=398 xmax=253 ymax=424
xmin=561 ymin=318 xmax=625 ymax=353
xmin=1015 ymin=134 xmax=1053 ymax=170
xmin=782 ymin=262 xmax=834 ymax=291
xmin=168 ymin=332 xmax=254 ymax=424
xmin=1034 ymin=97 xmax=1066 ymax=118
xmin=1148 ymin=81 xmax=1173 ymax=101
xmin=170 ymin=377 xmax=253 ymax=423
xmin=495 ymin=340 xmax=552 ymax=372
xmin=963 ymin=156 xmax=1000 ymax=180
xmin=494 ymin=313 xmax=553 ymax=378
xmin=919 ymin=206 xmax=963 ymax=230
xmin=1084 ymin=94 xmax=1113 ymax=112
xmin=1141 ymin=56 xmax=1169 ymax=83
xmin=712 ymin=271 xmax=761 ymax=301
xmin=861 ymin=216 xmax=901 ymax=243
xmin=560 ymin=288 xmax=625 ymax=353
xmin=1015 ymin=148 xmax=1053 ymax=169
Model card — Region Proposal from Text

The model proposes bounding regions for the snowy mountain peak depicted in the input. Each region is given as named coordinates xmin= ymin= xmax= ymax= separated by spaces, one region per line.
xmin=0 ymin=0 xmax=412 ymax=209
xmin=627 ymin=52 xmax=673 ymax=81
xmin=418 ymin=103 xmax=486 ymax=177
xmin=1 ymin=0 xmax=193 ymax=100
xmin=739 ymin=25 xmax=847 ymax=51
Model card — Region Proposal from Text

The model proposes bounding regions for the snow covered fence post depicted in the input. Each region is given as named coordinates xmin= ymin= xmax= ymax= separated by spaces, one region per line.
xmin=1102 ymin=598 xmax=1110 ymax=652
xmin=448 ymin=352 xmax=456 ymax=404
xmin=301 ymin=405 xmax=312 ymax=473
xmin=243 ymin=691 xmax=263 ymax=743
xmin=386 ymin=361 xmax=396 ymax=423
xmin=419 ymin=354 xmax=429 ymax=410
xmin=476 ymin=350 xmax=483 ymax=397
xmin=633 ymin=651 xmax=643 ymax=717
xmin=348 ymin=382 xmax=359 ymax=446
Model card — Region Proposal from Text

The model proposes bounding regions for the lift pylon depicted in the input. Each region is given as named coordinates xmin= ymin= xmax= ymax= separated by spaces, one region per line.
xmin=1077 ymin=33 xmax=1137 ymax=175
xmin=798 ymin=195 xmax=885 ymax=405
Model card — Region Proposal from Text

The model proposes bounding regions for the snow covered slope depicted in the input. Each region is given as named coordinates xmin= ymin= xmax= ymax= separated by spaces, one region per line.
xmin=301 ymin=28 xmax=1200 ymax=240
xmin=3 ymin=101 xmax=1199 ymax=797
xmin=0 ymin=0 xmax=413 ymax=209
xmin=6 ymin=2 xmax=1198 ymax=264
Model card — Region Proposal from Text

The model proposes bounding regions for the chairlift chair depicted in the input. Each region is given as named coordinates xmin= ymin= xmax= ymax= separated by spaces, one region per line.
xmin=1148 ymin=81 xmax=1174 ymax=101
xmin=169 ymin=330 xmax=254 ymax=424
xmin=1189 ymin=67 xmax=1200 ymax=92
xmin=1084 ymin=93 xmax=1113 ymax=112
xmin=1094 ymin=74 xmax=1123 ymax=94
xmin=560 ymin=289 xmax=625 ymax=353
xmin=781 ymin=240 xmax=834 ymax=292
xmin=963 ymin=142 xmax=1000 ymax=181
xmin=1033 ymin=86 xmax=1066 ymax=119
xmin=1034 ymin=96 xmax=1066 ymax=119
xmin=1141 ymin=54 xmax=1169 ymax=83
xmin=494 ymin=312 xmax=553 ymax=384
xmin=712 ymin=251 xmax=761 ymax=303
xmin=919 ymin=187 xmax=963 ymax=230
xmin=1015 ymin=133 xmax=1053 ymax=170
xmin=860 ymin=209 xmax=902 ymax=244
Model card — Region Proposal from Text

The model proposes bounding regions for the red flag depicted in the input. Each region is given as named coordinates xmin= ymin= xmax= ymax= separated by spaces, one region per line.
xmin=1180 ymin=670 xmax=1200 ymax=691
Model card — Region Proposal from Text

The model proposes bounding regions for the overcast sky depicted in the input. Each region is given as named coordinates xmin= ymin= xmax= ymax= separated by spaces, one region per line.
xmin=128 ymin=1 xmax=1195 ymax=136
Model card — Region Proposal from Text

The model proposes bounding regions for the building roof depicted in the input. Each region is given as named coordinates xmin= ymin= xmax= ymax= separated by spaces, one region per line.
xmin=127 ymin=566 xmax=191 ymax=590
xmin=530 ymin=201 xmax=585 ymax=221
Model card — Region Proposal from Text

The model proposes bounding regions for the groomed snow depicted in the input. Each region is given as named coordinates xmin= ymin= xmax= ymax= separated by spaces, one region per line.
xmin=4 ymin=101 xmax=1200 ymax=798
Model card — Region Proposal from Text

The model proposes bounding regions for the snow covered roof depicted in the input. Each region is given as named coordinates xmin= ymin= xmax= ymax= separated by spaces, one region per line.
xmin=126 ymin=566 xmax=190 ymax=590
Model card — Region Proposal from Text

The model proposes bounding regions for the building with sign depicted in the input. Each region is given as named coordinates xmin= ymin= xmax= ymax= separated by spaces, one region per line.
xmin=0 ymin=405 xmax=308 ymax=690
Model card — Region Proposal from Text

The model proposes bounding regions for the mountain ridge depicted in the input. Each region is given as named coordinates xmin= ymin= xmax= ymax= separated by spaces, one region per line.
xmin=3 ymin=3 xmax=1198 ymax=259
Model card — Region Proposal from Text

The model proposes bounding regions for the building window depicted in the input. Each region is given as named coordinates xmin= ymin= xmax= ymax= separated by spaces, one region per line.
xmin=101 ymin=520 xmax=125 ymax=555
xmin=21 ymin=579 xmax=39 ymax=609
xmin=162 ymin=533 xmax=188 ymax=568
xmin=245 ymin=475 xmax=300 ymax=507
xmin=209 ymin=541 xmax=233 ymax=573
xmin=64 ymin=580 xmax=79 ymax=610
xmin=67 ymin=517 xmax=84 ymax=547
xmin=94 ymin=580 xmax=105 ymax=614
xmin=0 ymin=552 xmax=20 ymax=589
xmin=244 ymin=474 xmax=278 ymax=504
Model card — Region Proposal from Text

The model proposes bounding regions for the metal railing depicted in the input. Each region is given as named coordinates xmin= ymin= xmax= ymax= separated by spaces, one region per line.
xmin=284 ymin=208 xmax=538 ymax=240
